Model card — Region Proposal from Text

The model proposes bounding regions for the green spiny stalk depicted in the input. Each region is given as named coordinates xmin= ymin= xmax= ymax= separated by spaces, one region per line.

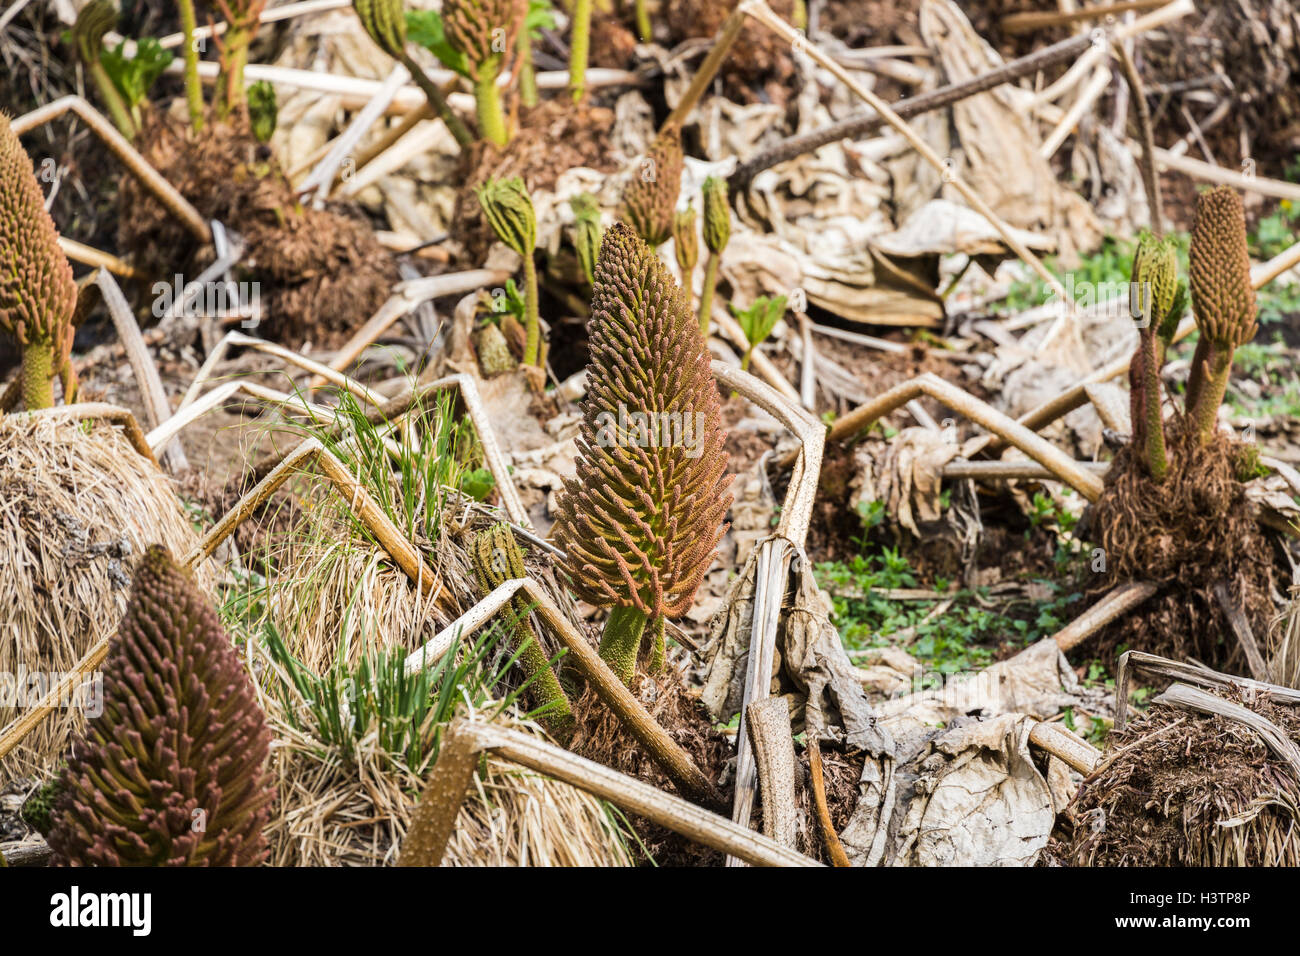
xmin=213 ymin=0 xmax=268 ymax=118
xmin=0 ymin=115 xmax=77 ymax=411
xmin=354 ymin=0 xmax=474 ymax=148
xmin=569 ymin=0 xmax=593 ymax=102
xmin=518 ymin=21 xmax=537 ymax=107
xmin=477 ymin=177 xmax=541 ymax=365
xmin=699 ymin=175 xmax=730 ymax=334
xmin=442 ymin=0 xmax=526 ymax=146
xmin=1129 ymin=233 xmax=1179 ymax=481
xmin=73 ymin=1 xmax=136 ymax=139
xmin=599 ymin=604 xmax=649 ymax=686
xmin=552 ymin=223 xmax=733 ymax=685
xmin=470 ymin=524 xmax=573 ymax=734
xmin=634 ymin=0 xmax=650 ymax=42
xmin=1186 ymin=186 xmax=1258 ymax=445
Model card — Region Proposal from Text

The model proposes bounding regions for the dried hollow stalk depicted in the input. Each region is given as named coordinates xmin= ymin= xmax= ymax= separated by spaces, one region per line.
xmin=399 ymin=717 xmax=820 ymax=866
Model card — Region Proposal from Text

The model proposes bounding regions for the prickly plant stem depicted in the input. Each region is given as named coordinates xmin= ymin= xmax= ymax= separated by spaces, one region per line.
xmin=178 ymin=0 xmax=205 ymax=132
xmin=522 ymin=252 xmax=541 ymax=366
xmin=217 ymin=26 xmax=252 ymax=116
xmin=634 ymin=0 xmax=650 ymax=42
xmin=518 ymin=29 xmax=537 ymax=108
xmin=649 ymin=615 xmax=666 ymax=672
xmin=510 ymin=617 xmax=573 ymax=728
xmin=1185 ymin=334 xmax=1211 ymax=414
xmin=699 ymin=252 xmax=719 ymax=335
xmin=663 ymin=6 xmax=747 ymax=129
xmin=1138 ymin=330 xmax=1167 ymax=480
xmin=1191 ymin=346 xmax=1234 ymax=445
xmin=21 ymin=340 xmax=54 ymax=411
xmin=474 ymin=63 xmax=508 ymax=146
xmin=599 ymin=604 xmax=648 ymax=686
xmin=569 ymin=0 xmax=592 ymax=102
xmin=399 ymin=52 xmax=474 ymax=148
xmin=86 ymin=59 xmax=136 ymax=139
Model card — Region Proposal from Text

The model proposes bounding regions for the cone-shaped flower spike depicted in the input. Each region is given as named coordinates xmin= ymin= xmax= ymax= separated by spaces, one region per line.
xmin=46 ymin=547 xmax=275 ymax=866
xmin=443 ymin=0 xmax=527 ymax=146
xmin=553 ymin=223 xmax=733 ymax=684
xmin=0 ymin=113 xmax=76 ymax=410
xmin=1186 ymin=186 xmax=1258 ymax=444
xmin=621 ymin=125 xmax=684 ymax=249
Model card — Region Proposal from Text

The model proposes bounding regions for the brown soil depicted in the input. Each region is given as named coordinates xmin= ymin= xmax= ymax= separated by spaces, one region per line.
xmin=568 ymin=663 xmax=733 ymax=866
xmin=1084 ymin=419 xmax=1277 ymax=670
xmin=117 ymin=111 xmax=397 ymax=347
xmin=1058 ymin=691 xmax=1300 ymax=866
xmin=452 ymin=98 xmax=621 ymax=266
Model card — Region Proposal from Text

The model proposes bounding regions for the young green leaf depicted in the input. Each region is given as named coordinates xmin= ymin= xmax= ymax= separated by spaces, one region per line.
xmin=405 ymin=8 xmax=471 ymax=77
xmin=100 ymin=37 xmax=173 ymax=110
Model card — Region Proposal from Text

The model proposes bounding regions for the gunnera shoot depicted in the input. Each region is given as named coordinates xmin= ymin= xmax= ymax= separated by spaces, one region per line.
xmin=552 ymin=223 xmax=732 ymax=684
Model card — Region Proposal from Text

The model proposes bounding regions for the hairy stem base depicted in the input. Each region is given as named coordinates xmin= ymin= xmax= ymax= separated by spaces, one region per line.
xmin=598 ymin=604 xmax=648 ymax=686
xmin=21 ymin=339 xmax=55 ymax=411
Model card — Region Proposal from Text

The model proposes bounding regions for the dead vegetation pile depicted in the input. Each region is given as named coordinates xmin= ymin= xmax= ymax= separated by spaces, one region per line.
xmin=1086 ymin=421 xmax=1276 ymax=668
xmin=568 ymin=666 xmax=734 ymax=865
xmin=263 ymin=704 xmax=634 ymax=867
xmin=1061 ymin=692 xmax=1300 ymax=867
xmin=117 ymin=112 xmax=396 ymax=346
xmin=0 ymin=413 xmax=214 ymax=777
xmin=662 ymin=0 xmax=799 ymax=105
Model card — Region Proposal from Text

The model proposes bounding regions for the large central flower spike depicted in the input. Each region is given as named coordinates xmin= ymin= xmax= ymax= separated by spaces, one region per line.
xmin=553 ymin=223 xmax=733 ymax=684
xmin=0 ymin=113 xmax=76 ymax=410
xmin=1186 ymin=186 xmax=1258 ymax=443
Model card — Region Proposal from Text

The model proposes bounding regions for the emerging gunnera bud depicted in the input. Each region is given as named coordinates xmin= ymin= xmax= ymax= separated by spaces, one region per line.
xmin=702 ymin=175 xmax=730 ymax=255
xmin=353 ymin=0 xmax=408 ymax=59
xmin=1190 ymin=186 xmax=1257 ymax=349
xmin=1132 ymin=232 xmax=1178 ymax=331
xmin=621 ymin=126 xmax=684 ymax=248
xmin=442 ymin=0 xmax=527 ymax=77
xmin=477 ymin=176 xmax=536 ymax=257
xmin=46 ymin=547 xmax=274 ymax=866
xmin=0 ymin=113 xmax=76 ymax=410
xmin=552 ymin=223 xmax=732 ymax=682
xmin=72 ymin=0 xmax=116 ymax=65
xmin=673 ymin=203 xmax=698 ymax=276
xmin=570 ymin=192 xmax=602 ymax=285
xmin=248 ymin=80 xmax=278 ymax=144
